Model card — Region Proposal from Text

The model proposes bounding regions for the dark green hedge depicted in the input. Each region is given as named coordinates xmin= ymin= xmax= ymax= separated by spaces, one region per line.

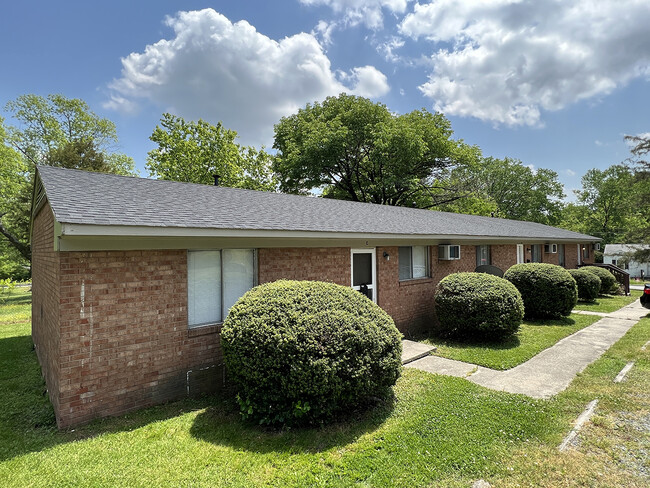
xmin=504 ymin=263 xmax=577 ymax=319
xmin=221 ymin=280 xmax=402 ymax=426
xmin=580 ymin=266 xmax=618 ymax=294
xmin=434 ymin=272 xmax=524 ymax=340
xmin=568 ymin=269 xmax=601 ymax=301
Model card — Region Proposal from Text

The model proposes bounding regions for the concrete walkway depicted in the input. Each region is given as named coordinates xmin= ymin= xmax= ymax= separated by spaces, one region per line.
xmin=406 ymin=300 xmax=648 ymax=399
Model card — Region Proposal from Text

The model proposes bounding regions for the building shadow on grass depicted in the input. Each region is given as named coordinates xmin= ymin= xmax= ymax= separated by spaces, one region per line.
xmin=0 ymin=333 xmax=219 ymax=463
xmin=0 ymin=331 xmax=396 ymax=462
xmin=189 ymin=393 xmax=396 ymax=454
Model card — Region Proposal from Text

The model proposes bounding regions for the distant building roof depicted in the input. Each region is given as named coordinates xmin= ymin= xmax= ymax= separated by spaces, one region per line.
xmin=604 ymin=244 xmax=650 ymax=255
xmin=35 ymin=165 xmax=599 ymax=242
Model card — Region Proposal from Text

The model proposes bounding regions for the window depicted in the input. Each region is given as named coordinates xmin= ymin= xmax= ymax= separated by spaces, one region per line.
xmin=612 ymin=259 xmax=617 ymax=266
xmin=188 ymin=249 xmax=255 ymax=328
xmin=476 ymin=245 xmax=491 ymax=267
xmin=399 ymin=246 xmax=429 ymax=280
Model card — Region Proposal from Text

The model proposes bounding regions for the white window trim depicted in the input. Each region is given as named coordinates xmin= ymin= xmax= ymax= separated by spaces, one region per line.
xmin=399 ymin=245 xmax=431 ymax=281
xmin=351 ymin=248 xmax=377 ymax=303
xmin=187 ymin=249 xmax=257 ymax=329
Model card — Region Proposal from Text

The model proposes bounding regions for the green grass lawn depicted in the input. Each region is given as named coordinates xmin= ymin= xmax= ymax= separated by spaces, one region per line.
xmin=572 ymin=290 xmax=642 ymax=313
xmin=0 ymin=287 xmax=647 ymax=487
xmin=425 ymin=314 xmax=602 ymax=370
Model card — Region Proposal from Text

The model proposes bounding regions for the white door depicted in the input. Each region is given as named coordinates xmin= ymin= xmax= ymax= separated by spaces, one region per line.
xmin=517 ymin=244 xmax=525 ymax=264
xmin=351 ymin=248 xmax=377 ymax=303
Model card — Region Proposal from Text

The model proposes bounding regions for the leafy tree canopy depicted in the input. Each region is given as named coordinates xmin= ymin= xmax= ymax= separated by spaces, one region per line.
xmin=272 ymin=93 xmax=480 ymax=208
xmin=1 ymin=94 xmax=137 ymax=268
xmin=441 ymin=157 xmax=565 ymax=225
xmin=573 ymin=165 xmax=637 ymax=243
xmin=146 ymin=113 xmax=276 ymax=191
xmin=622 ymin=133 xmax=650 ymax=262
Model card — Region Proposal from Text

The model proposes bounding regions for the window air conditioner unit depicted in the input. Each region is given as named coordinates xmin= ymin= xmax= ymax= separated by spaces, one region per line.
xmin=544 ymin=243 xmax=558 ymax=254
xmin=438 ymin=244 xmax=460 ymax=260
xmin=593 ymin=243 xmax=600 ymax=250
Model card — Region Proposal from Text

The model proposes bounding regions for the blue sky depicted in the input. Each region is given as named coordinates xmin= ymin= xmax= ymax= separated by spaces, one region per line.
xmin=2 ymin=0 xmax=649 ymax=198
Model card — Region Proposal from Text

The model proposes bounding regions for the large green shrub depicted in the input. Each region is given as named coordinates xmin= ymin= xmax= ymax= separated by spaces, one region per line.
xmin=568 ymin=269 xmax=601 ymax=301
xmin=580 ymin=266 xmax=618 ymax=294
xmin=435 ymin=273 xmax=524 ymax=340
xmin=221 ymin=280 xmax=402 ymax=426
xmin=504 ymin=263 xmax=577 ymax=319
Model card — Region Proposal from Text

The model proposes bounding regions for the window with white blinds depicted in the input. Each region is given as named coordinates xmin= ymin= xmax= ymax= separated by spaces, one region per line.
xmin=187 ymin=249 xmax=255 ymax=328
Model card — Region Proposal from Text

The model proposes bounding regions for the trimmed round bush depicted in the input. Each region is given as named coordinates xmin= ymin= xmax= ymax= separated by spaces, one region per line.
xmin=568 ymin=269 xmax=601 ymax=301
xmin=435 ymin=273 xmax=524 ymax=340
xmin=580 ymin=266 xmax=618 ymax=295
xmin=221 ymin=280 xmax=402 ymax=426
xmin=504 ymin=263 xmax=578 ymax=319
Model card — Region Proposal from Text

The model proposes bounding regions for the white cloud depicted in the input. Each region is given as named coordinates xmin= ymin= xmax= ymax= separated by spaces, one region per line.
xmin=565 ymin=169 xmax=576 ymax=176
xmin=595 ymin=140 xmax=604 ymax=147
xmin=339 ymin=66 xmax=390 ymax=97
xmin=376 ymin=36 xmax=405 ymax=62
xmin=105 ymin=9 xmax=389 ymax=146
xmin=312 ymin=20 xmax=337 ymax=46
xmin=300 ymin=0 xmax=411 ymax=29
xmin=399 ymin=0 xmax=650 ymax=127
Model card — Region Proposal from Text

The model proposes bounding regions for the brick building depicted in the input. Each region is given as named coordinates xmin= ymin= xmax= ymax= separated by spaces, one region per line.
xmin=31 ymin=166 xmax=598 ymax=427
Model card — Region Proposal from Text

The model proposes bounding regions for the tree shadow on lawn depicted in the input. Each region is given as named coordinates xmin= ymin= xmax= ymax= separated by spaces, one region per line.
xmin=189 ymin=391 xmax=396 ymax=455
xmin=524 ymin=316 xmax=577 ymax=327
xmin=426 ymin=316 xmax=577 ymax=351
xmin=0 ymin=293 xmax=31 ymax=306
xmin=432 ymin=333 xmax=522 ymax=352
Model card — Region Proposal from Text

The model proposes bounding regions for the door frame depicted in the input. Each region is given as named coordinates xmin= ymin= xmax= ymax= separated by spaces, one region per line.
xmin=516 ymin=244 xmax=525 ymax=264
xmin=350 ymin=248 xmax=377 ymax=303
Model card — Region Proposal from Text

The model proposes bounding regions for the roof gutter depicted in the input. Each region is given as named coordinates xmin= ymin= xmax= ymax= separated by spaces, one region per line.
xmin=55 ymin=222 xmax=599 ymax=252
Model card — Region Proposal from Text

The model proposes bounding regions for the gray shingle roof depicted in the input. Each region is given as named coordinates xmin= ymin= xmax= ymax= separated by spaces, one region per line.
xmin=36 ymin=165 xmax=598 ymax=241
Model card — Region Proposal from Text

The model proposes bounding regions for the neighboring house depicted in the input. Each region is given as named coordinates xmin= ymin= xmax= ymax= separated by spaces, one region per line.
xmin=603 ymin=244 xmax=650 ymax=279
xmin=30 ymin=166 xmax=598 ymax=428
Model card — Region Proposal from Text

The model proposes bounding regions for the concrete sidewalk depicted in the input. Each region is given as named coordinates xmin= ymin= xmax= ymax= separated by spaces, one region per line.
xmin=406 ymin=300 xmax=648 ymax=399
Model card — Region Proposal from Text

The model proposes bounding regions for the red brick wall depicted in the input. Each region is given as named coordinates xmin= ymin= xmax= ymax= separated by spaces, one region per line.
xmin=433 ymin=244 xmax=477 ymax=281
xmin=491 ymin=244 xmax=517 ymax=271
xmin=258 ymin=247 xmax=350 ymax=285
xmin=376 ymin=246 xmax=435 ymax=337
xmin=31 ymin=202 xmax=61 ymax=417
xmin=564 ymin=243 xmax=596 ymax=268
xmin=34 ymin=238 xmax=595 ymax=428
xmin=55 ymin=250 xmax=223 ymax=428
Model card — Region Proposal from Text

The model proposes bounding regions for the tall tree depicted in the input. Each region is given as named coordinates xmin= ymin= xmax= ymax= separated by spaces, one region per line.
xmin=146 ymin=113 xmax=276 ymax=191
xmin=0 ymin=118 xmax=31 ymax=262
xmin=573 ymin=165 xmax=637 ymax=243
xmin=272 ymin=93 xmax=480 ymax=208
xmin=441 ymin=157 xmax=565 ymax=224
xmin=623 ymin=133 xmax=650 ymax=262
xmin=1 ymin=94 xmax=137 ymax=267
